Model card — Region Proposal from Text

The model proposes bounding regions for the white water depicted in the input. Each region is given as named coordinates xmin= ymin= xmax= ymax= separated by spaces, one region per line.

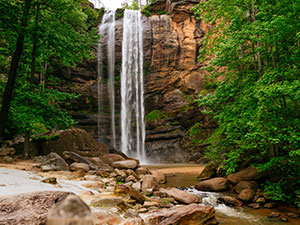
xmin=97 ymin=10 xmax=116 ymax=147
xmin=121 ymin=10 xmax=146 ymax=163
xmin=186 ymin=188 xmax=285 ymax=225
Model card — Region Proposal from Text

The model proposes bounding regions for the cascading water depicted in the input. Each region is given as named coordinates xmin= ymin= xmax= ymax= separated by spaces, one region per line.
xmin=97 ymin=10 xmax=116 ymax=147
xmin=121 ymin=10 xmax=146 ymax=162
xmin=185 ymin=188 xmax=285 ymax=225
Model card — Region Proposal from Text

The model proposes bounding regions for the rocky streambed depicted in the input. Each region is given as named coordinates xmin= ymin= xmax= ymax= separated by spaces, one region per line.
xmin=0 ymin=160 xmax=216 ymax=225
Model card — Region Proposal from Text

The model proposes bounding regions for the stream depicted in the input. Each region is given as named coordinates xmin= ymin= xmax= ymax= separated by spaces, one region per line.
xmin=146 ymin=164 xmax=300 ymax=225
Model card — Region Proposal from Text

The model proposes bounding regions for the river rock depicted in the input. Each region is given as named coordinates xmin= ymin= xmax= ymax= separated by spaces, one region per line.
xmin=102 ymin=153 xmax=126 ymax=166
xmin=40 ymin=152 xmax=70 ymax=171
xmin=47 ymin=195 xmax=93 ymax=225
xmin=141 ymin=175 xmax=159 ymax=195
xmin=135 ymin=167 xmax=149 ymax=175
xmin=93 ymin=207 xmax=123 ymax=225
xmin=197 ymin=164 xmax=217 ymax=181
xmin=70 ymin=162 xmax=90 ymax=172
xmin=264 ymin=202 xmax=277 ymax=209
xmin=111 ymin=160 xmax=138 ymax=169
xmin=248 ymin=203 xmax=260 ymax=209
xmin=82 ymin=181 xmax=105 ymax=190
xmin=238 ymin=188 xmax=256 ymax=201
xmin=114 ymin=184 xmax=145 ymax=204
xmin=144 ymin=203 xmax=216 ymax=225
xmin=158 ymin=187 xmax=201 ymax=204
xmin=3 ymin=156 xmax=14 ymax=163
xmin=235 ymin=181 xmax=258 ymax=193
xmin=88 ymin=157 xmax=112 ymax=171
xmin=0 ymin=191 xmax=72 ymax=225
xmin=195 ymin=177 xmax=229 ymax=192
xmin=268 ymin=212 xmax=280 ymax=218
xmin=125 ymin=169 xmax=139 ymax=180
xmin=227 ymin=167 xmax=267 ymax=184
xmin=91 ymin=197 xmax=127 ymax=211
xmin=286 ymin=212 xmax=299 ymax=218
xmin=126 ymin=175 xmax=138 ymax=183
xmin=217 ymin=196 xmax=243 ymax=207
xmin=0 ymin=146 xmax=15 ymax=156
xmin=151 ymin=170 xmax=166 ymax=184
xmin=124 ymin=217 xmax=145 ymax=225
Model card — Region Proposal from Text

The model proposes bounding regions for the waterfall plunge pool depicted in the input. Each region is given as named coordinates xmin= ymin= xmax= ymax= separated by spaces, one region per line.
xmin=145 ymin=164 xmax=300 ymax=225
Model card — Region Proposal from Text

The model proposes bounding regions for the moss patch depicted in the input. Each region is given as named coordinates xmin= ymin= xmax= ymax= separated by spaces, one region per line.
xmin=146 ymin=110 xmax=168 ymax=121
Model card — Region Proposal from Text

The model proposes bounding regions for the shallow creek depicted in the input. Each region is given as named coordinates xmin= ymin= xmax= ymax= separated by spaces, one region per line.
xmin=146 ymin=164 xmax=300 ymax=225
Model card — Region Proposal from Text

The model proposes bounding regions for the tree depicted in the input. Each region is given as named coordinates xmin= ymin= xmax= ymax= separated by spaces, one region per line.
xmin=0 ymin=0 xmax=99 ymax=147
xmin=193 ymin=0 xmax=300 ymax=206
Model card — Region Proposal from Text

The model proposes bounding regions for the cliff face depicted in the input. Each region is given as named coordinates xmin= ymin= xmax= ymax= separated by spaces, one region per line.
xmin=60 ymin=0 xmax=215 ymax=163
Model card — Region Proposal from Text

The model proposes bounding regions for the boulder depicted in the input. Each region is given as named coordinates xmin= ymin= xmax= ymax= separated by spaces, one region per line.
xmin=3 ymin=156 xmax=14 ymax=163
xmin=197 ymin=165 xmax=217 ymax=181
xmin=158 ymin=187 xmax=200 ymax=204
xmin=70 ymin=162 xmax=90 ymax=172
xmin=111 ymin=160 xmax=138 ymax=169
xmin=88 ymin=157 xmax=112 ymax=171
xmin=39 ymin=152 xmax=69 ymax=171
xmin=268 ymin=212 xmax=280 ymax=218
xmin=217 ymin=196 xmax=243 ymax=207
xmin=135 ymin=167 xmax=149 ymax=175
xmin=144 ymin=203 xmax=217 ymax=225
xmin=235 ymin=181 xmax=258 ymax=193
xmin=102 ymin=153 xmax=126 ymax=166
xmin=126 ymin=175 xmax=138 ymax=183
xmin=114 ymin=184 xmax=145 ymax=204
xmin=0 ymin=191 xmax=72 ymax=225
xmin=151 ymin=170 xmax=166 ymax=184
xmin=264 ymin=202 xmax=277 ymax=209
xmin=93 ymin=207 xmax=123 ymax=225
xmin=0 ymin=147 xmax=15 ymax=156
xmin=82 ymin=182 xmax=105 ymax=190
xmin=141 ymin=175 xmax=159 ymax=195
xmin=124 ymin=217 xmax=145 ymax=225
xmin=238 ymin=189 xmax=256 ymax=202
xmin=195 ymin=177 xmax=229 ymax=192
xmin=47 ymin=195 xmax=93 ymax=225
xmin=227 ymin=167 xmax=267 ymax=184
xmin=43 ymin=128 xmax=109 ymax=157
xmin=91 ymin=197 xmax=127 ymax=211
xmin=248 ymin=203 xmax=260 ymax=209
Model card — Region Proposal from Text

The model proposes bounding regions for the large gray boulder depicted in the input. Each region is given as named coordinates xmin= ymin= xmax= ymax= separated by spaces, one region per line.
xmin=195 ymin=177 xmax=229 ymax=192
xmin=38 ymin=152 xmax=69 ymax=171
xmin=0 ymin=191 xmax=72 ymax=225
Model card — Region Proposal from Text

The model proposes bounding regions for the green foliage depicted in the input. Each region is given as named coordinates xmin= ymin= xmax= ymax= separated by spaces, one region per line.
xmin=146 ymin=110 xmax=168 ymax=121
xmin=0 ymin=0 xmax=99 ymax=139
xmin=157 ymin=11 xmax=169 ymax=15
xmin=122 ymin=0 xmax=140 ymax=10
xmin=116 ymin=8 xmax=125 ymax=20
xmin=8 ymin=84 xmax=78 ymax=135
xmin=193 ymin=0 xmax=300 ymax=205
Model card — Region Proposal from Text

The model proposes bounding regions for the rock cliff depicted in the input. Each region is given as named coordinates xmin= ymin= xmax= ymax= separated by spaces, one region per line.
xmin=58 ymin=0 xmax=215 ymax=163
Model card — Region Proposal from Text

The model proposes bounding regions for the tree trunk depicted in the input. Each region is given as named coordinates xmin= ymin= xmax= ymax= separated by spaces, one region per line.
xmin=0 ymin=0 xmax=32 ymax=140
xmin=251 ymin=1 xmax=262 ymax=76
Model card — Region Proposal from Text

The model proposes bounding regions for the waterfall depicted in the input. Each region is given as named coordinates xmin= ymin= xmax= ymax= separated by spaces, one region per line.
xmin=97 ymin=10 xmax=116 ymax=147
xmin=121 ymin=10 xmax=146 ymax=162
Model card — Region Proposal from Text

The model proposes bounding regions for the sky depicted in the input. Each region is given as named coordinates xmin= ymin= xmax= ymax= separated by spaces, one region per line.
xmin=89 ymin=0 xmax=147 ymax=10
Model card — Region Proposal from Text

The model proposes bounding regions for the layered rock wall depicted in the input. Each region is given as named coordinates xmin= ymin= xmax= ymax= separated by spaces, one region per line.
xmin=60 ymin=0 xmax=215 ymax=163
